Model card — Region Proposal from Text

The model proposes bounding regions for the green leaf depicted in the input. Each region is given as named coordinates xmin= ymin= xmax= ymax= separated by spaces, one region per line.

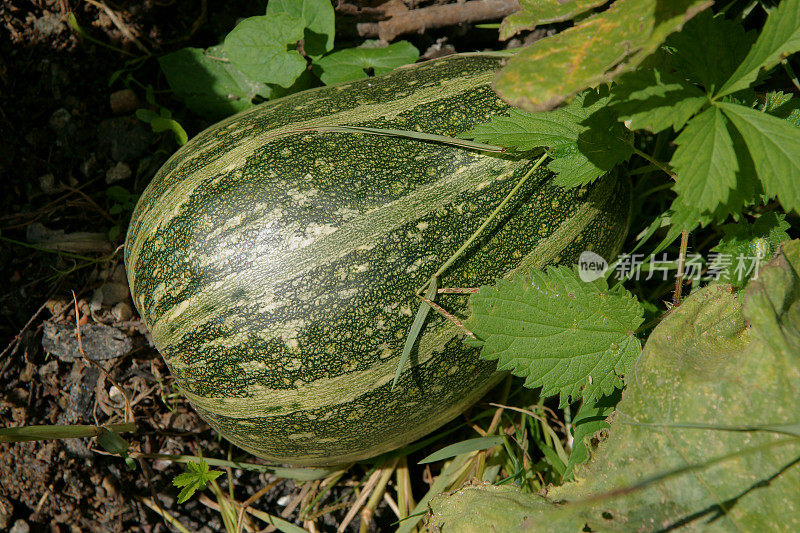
xmin=173 ymin=459 xmax=223 ymax=504
xmin=418 ymin=436 xmax=505 ymax=464
xmin=466 ymin=89 xmax=632 ymax=187
xmin=494 ymin=0 xmax=712 ymax=111
xmin=763 ymin=90 xmax=800 ymax=128
xmin=314 ymin=41 xmax=419 ymax=85
xmin=499 ymin=0 xmax=611 ymax=41
xmin=563 ymin=388 xmax=620 ymax=480
xmin=710 ymin=213 xmax=792 ymax=288
xmin=429 ymin=254 xmax=800 ymax=530
xmin=665 ymin=9 xmax=754 ymax=93
xmin=717 ymin=0 xmax=800 ymax=97
xmin=223 ymin=14 xmax=307 ymax=88
xmin=611 ymin=69 xmax=707 ymax=133
xmin=150 ymin=117 xmax=188 ymax=146
xmin=266 ymin=0 xmax=335 ymax=58
xmin=670 ymin=107 xmax=738 ymax=212
xmin=718 ymin=101 xmax=800 ymax=213
xmin=158 ymin=46 xmax=270 ymax=119
xmin=466 ymin=266 xmax=644 ymax=406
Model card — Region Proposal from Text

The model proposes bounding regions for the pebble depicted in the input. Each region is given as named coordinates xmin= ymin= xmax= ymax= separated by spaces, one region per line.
xmin=38 ymin=173 xmax=59 ymax=194
xmin=111 ymin=302 xmax=133 ymax=322
xmin=48 ymin=108 xmax=71 ymax=134
xmin=105 ymin=161 xmax=132 ymax=184
xmin=109 ymin=89 xmax=138 ymax=114
xmin=10 ymin=519 xmax=30 ymax=533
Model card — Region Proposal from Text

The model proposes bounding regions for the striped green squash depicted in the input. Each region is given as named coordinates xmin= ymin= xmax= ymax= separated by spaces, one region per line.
xmin=125 ymin=54 xmax=631 ymax=467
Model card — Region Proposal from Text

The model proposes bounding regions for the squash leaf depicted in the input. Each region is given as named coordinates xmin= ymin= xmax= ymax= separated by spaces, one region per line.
xmin=466 ymin=266 xmax=644 ymax=406
xmin=314 ymin=41 xmax=419 ymax=85
xmin=429 ymin=242 xmax=800 ymax=531
xmin=266 ymin=0 xmax=335 ymax=58
xmin=223 ymin=14 xmax=307 ymax=88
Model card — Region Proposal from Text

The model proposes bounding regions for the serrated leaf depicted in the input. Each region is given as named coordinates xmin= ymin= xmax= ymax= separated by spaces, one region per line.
xmin=172 ymin=459 xmax=223 ymax=504
xmin=718 ymin=101 xmax=800 ymax=213
xmin=709 ymin=212 xmax=791 ymax=287
xmin=315 ymin=41 xmax=419 ymax=85
xmin=763 ymin=90 xmax=800 ymax=128
xmin=466 ymin=89 xmax=632 ymax=187
xmin=665 ymin=9 xmax=755 ymax=93
xmin=670 ymin=107 xmax=738 ymax=212
xmin=611 ymin=69 xmax=707 ymax=133
xmin=158 ymin=46 xmax=270 ymax=119
xmin=499 ymin=0 xmax=611 ymax=41
xmin=717 ymin=0 xmax=800 ymax=97
xmin=494 ymin=0 xmax=712 ymax=112
xmin=224 ymin=14 xmax=307 ymax=88
xmin=563 ymin=388 xmax=620 ymax=480
xmin=266 ymin=0 xmax=334 ymax=58
xmin=429 ymin=253 xmax=800 ymax=531
xmin=466 ymin=267 xmax=644 ymax=406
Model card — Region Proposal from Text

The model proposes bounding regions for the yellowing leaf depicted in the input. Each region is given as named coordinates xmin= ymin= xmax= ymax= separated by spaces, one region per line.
xmin=499 ymin=0 xmax=611 ymax=41
xmin=494 ymin=0 xmax=712 ymax=112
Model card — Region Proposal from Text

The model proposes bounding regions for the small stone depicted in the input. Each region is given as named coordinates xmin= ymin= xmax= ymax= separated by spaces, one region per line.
xmin=111 ymin=302 xmax=133 ymax=322
xmin=45 ymin=298 xmax=69 ymax=317
xmin=10 ymin=518 xmax=30 ymax=533
xmin=97 ymin=117 xmax=152 ymax=162
xmin=39 ymin=173 xmax=59 ymax=194
xmin=100 ymin=282 xmax=130 ymax=306
xmin=34 ymin=12 xmax=66 ymax=37
xmin=49 ymin=108 xmax=71 ymax=134
xmin=109 ymin=89 xmax=138 ymax=114
xmin=106 ymin=161 xmax=132 ymax=184
xmin=109 ymin=385 xmax=125 ymax=406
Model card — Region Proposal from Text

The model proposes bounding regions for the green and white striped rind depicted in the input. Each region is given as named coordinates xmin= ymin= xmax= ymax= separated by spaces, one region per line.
xmin=125 ymin=54 xmax=632 ymax=467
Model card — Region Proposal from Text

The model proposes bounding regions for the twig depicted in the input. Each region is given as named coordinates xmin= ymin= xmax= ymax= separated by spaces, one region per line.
xmin=137 ymin=496 xmax=193 ymax=533
xmin=632 ymin=147 xmax=676 ymax=180
xmin=0 ymin=301 xmax=48 ymax=361
xmin=357 ymin=0 xmax=521 ymax=41
xmin=72 ymin=291 xmax=134 ymax=422
xmin=337 ymin=466 xmax=385 ymax=533
xmin=84 ymin=0 xmax=150 ymax=55
xmin=673 ymin=229 xmax=689 ymax=307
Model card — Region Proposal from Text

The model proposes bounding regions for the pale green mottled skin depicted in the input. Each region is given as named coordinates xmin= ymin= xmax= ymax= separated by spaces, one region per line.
xmin=126 ymin=54 xmax=631 ymax=466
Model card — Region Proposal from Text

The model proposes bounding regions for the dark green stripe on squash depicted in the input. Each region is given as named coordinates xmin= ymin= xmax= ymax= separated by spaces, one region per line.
xmin=125 ymin=54 xmax=632 ymax=466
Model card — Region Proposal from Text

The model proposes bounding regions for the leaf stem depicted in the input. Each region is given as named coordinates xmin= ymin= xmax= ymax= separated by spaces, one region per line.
xmin=416 ymin=153 xmax=549 ymax=295
xmin=673 ymin=229 xmax=689 ymax=307
xmin=632 ymin=147 xmax=676 ymax=180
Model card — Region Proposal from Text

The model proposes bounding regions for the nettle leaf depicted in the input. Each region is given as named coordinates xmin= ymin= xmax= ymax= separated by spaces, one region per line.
xmin=718 ymin=102 xmax=800 ymax=213
xmin=172 ymin=459 xmax=223 ymax=504
xmin=466 ymin=267 xmax=644 ymax=407
xmin=158 ymin=46 xmax=270 ymax=119
xmin=315 ymin=41 xmax=419 ymax=85
xmin=611 ymin=68 xmax=707 ymax=133
xmin=670 ymin=107 xmax=738 ymax=213
xmin=717 ymin=0 xmax=800 ymax=98
xmin=709 ymin=212 xmax=791 ymax=287
xmin=224 ymin=14 xmax=307 ymax=88
xmin=494 ymin=0 xmax=712 ymax=111
xmin=665 ymin=9 xmax=755 ymax=94
xmin=466 ymin=89 xmax=632 ymax=187
xmin=499 ymin=0 xmax=611 ymax=41
xmin=763 ymin=91 xmax=800 ymax=128
xmin=266 ymin=0 xmax=335 ymax=58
